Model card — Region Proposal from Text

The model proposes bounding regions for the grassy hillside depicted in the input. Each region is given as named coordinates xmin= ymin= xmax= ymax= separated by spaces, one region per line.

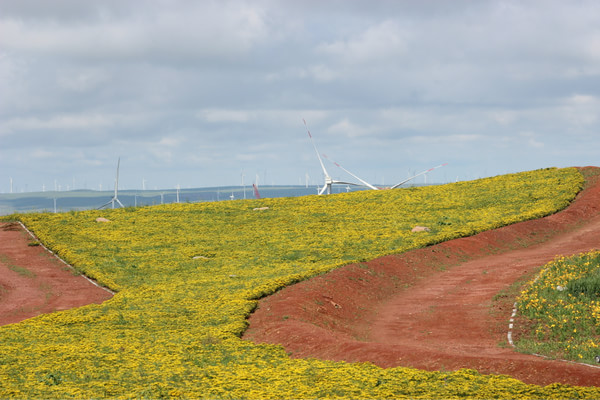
xmin=517 ymin=250 xmax=600 ymax=362
xmin=1 ymin=167 xmax=596 ymax=399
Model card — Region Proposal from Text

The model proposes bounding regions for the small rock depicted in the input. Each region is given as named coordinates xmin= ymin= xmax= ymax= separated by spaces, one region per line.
xmin=411 ymin=226 xmax=430 ymax=232
xmin=96 ymin=217 xmax=111 ymax=223
xmin=253 ymin=207 xmax=269 ymax=211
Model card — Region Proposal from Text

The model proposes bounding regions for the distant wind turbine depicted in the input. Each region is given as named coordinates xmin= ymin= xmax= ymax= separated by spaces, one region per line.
xmin=389 ymin=163 xmax=448 ymax=189
xmin=303 ymin=118 xmax=377 ymax=194
xmin=98 ymin=157 xmax=125 ymax=209
xmin=241 ymin=170 xmax=246 ymax=199
xmin=323 ymin=154 xmax=379 ymax=191
xmin=253 ymin=183 xmax=261 ymax=199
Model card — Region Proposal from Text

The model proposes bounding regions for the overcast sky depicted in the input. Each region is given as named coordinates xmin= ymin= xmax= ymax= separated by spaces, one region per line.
xmin=1 ymin=0 xmax=599 ymax=193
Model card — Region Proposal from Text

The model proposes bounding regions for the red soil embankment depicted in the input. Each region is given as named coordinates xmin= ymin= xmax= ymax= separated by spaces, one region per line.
xmin=0 ymin=222 xmax=113 ymax=326
xmin=244 ymin=167 xmax=600 ymax=387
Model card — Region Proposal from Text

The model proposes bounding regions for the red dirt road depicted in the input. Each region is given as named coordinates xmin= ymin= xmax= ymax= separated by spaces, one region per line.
xmin=0 ymin=222 xmax=113 ymax=326
xmin=244 ymin=167 xmax=600 ymax=387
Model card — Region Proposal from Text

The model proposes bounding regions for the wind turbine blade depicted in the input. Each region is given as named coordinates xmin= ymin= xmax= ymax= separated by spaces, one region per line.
xmin=391 ymin=163 xmax=448 ymax=189
xmin=114 ymin=157 xmax=120 ymax=197
xmin=391 ymin=171 xmax=428 ymax=189
xmin=97 ymin=200 xmax=112 ymax=210
xmin=253 ymin=183 xmax=261 ymax=199
xmin=98 ymin=157 xmax=124 ymax=209
xmin=323 ymin=154 xmax=379 ymax=190
xmin=318 ymin=184 xmax=328 ymax=195
xmin=303 ymin=119 xmax=331 ymax=179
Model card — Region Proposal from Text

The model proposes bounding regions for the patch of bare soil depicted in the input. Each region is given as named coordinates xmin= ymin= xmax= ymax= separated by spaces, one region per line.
xmin=244 ymin=167 xmax=600 ymax=387
xmin=0 ymin=222 xmax=113 ymax=326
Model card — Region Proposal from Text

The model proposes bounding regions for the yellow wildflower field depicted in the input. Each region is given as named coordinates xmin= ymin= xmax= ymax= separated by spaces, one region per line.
xmin=517 ymin=250 xmax=600 ymax=362
xmin=1 ymin=167 xmax=598 ymax=398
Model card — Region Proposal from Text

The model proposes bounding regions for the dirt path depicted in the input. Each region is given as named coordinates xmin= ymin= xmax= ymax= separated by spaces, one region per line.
xmin=0 ymin=222 xmax=113 ymax=326
xmin=244 ymin=167 xmax=600 ymax=387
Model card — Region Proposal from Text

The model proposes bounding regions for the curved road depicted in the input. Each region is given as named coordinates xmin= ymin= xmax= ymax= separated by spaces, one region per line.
xmin=245 ymin=168 xmax=600 ymax=387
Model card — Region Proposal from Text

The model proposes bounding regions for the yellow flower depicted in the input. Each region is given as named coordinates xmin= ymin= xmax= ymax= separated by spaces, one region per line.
xmin=5 ymin=167 xmax=593 ymax=399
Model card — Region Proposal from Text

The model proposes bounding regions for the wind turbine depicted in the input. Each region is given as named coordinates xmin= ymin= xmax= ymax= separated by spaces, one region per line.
xmin=253 ymin=183 xmax=261 ymax=199
xmin=389 ymin=163 xmax=448 ymax=189
xmin=323 ymin=154 xmax=379 ymax=191
xmin=304 ymin=119 xmax=376 ymax=195
xmin=241 ymin=170 xmax=246 ymax=199
xmin=98 ymin=157 xmax=125 ymax=209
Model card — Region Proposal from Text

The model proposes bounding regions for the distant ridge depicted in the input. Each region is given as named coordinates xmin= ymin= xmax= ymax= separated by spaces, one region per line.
xmin=0 ymin=183 xmax=439 ymax=216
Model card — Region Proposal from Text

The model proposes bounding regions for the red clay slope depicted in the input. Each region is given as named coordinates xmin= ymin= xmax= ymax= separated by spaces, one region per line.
xmin=0 ymin=222 xmax=113 ymax=326
xmin=244 ymin=167 xmax=600 ymax=387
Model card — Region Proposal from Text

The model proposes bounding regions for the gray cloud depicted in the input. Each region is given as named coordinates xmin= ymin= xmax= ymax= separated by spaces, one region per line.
xmin=1 ymin=0 xmax=599 ymax=193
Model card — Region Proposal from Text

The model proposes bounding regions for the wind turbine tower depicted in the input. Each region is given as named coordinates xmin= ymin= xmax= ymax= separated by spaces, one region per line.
xmin=241 ymin=170 xmax=246 ymax=199
xmin=98 ymin=157 xmax=125 ymax=209
xmin=303 ymin=119 xmax=378 ymax=194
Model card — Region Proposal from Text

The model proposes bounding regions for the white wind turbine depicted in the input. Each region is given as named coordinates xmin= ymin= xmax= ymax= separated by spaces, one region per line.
xmin=98 ymin=157 xmax=125 ymax=209
xmin=323 ymin=154 xmax=379 ymax=191
xmin=389 ymin=163 xmax=448 ymax=189
xmin=241 ymin=170 xmax=246 ymax=199
xmin=304 ymin=119 xmax=377 ymax=195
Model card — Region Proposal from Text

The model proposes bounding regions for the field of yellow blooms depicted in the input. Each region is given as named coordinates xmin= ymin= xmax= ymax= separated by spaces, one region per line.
xmin=2 ymin=167 xmax=598 ymax=398
xmin=517 ymin=250 xmax=600 ymax=363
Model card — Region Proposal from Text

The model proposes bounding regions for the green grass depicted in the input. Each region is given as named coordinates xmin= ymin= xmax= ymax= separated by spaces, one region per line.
xmin=0 ymin=254 xmax=36 ymax=278
xmin=516 ymin=251 xmax=600 ymax=363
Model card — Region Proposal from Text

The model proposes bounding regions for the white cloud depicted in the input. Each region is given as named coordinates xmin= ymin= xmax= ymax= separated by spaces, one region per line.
xmin=57 ymin=68 xmax=110 ymax=93
xmin=560 ymin=94 xmax=599 ymax=128
xmin=326 ymin=118 xmax=371 ymax=138
xmin=489 ymin=111 xmax=519 ymax=126
xmin=264 ymin=67 xmax=308 ymax=82
xmin=2 ymin=1 xmax=600 ymax=192
xmin=0 ymin=2 xmax=270 ymax=64
xmin=157 ymin=136 xmax=183 ymax=148
xmin=2 ymin=114 xmax=112 ymax=133
xmin=519 ymin=132 xmax=544 ymax=149
xmin=409 ymin=134 xmax=482 ymax=144
xmin=30 ymin=148 xmax=55 ymax=159
xmin=307 ymin=65 xmax=337 ymax=82
xmin=197 ymin=109 xmax=252 ymax=123
xmin=567 ymin=94 xmax=598 ymax=105
xmin=317 ymin=20 xmax=408 ymax=64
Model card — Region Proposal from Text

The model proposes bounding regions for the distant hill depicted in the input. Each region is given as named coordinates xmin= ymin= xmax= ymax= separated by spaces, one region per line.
xmin=0 ymin=185 xmax=358 ymax=215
